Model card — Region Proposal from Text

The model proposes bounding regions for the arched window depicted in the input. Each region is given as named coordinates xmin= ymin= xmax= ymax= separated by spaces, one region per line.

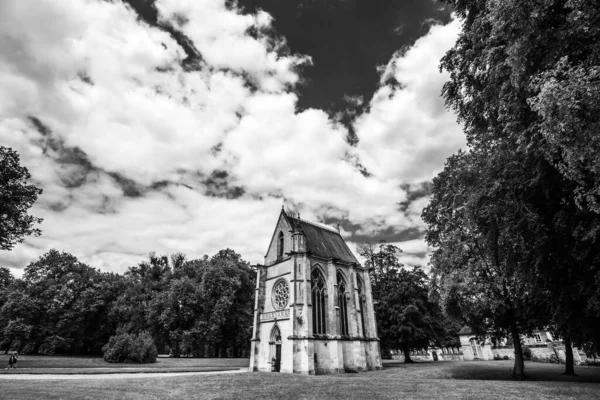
xmin=277 ymin=232 xmax=284 ymax=259
xmin=337 ymin=271 xmax=349 ymax=336
xmin=311 ymin=268 xmax=327 ymax=335
xmin=357 ymin=275 xmax=366 ymax=337
xmin=271 ymin=324 xmax=282 ymax=342
xmin=272 ymin=279 xmax=289 ymax=311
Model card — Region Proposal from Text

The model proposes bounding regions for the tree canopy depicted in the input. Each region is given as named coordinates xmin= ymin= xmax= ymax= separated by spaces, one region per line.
xmin=0 ymin=248 xmax=255 ymax=359
xmin=358 ymin=243 xmax=451 ymax=361
xmin=0 ymin=146 xmax=43 ymax=251
xmin=425 ymin=0 xmax=600 ymax=377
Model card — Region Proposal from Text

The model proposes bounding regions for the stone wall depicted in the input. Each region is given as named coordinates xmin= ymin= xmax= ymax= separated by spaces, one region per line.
xmin=492 ymin=348 xmax=514 ymax=359
xmin=391 ymin=349 xmax=464 ymax=362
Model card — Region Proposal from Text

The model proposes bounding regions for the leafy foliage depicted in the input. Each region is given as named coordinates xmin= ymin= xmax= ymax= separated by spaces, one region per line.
xmin=0 ymin=248 xmax=255 ymax=358
xmin=0 ymin=146 xmax=43 ymax=251
xmin=429 ymin=0 xmax=600 ymax=377
xmin=358 ymin=243 xmax=449 ymax=361
xmin=102 ymin=331 xmax=157 ymax=363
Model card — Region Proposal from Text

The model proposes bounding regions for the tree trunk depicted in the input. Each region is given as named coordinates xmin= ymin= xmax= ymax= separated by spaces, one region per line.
xmin=510 ymin=320 xmax=525 ymax=380
xmin=564 ymin=333 xmax=575 ymax=376
xmin=402 ymin=344 xmax=414 ymax=363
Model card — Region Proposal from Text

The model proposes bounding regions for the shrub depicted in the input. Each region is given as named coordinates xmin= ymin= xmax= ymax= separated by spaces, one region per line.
xmin=102 ymin=331 xmax=157 ymax=363
xmin=38 ymin=335 xmax=71 ymax=355
xmin=523 ymin=346 xmax=533 ymax=361
xmin=20 ymin=342 xmax=36 ymax=355
xmin=503 ymin=355 xmax=509 ymax=360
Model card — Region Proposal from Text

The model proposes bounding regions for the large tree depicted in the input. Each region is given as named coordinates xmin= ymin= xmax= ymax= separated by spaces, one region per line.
xmin=0 ymin=146 xmax=43 ymax=250
xmin=114 ymin=249 xmax=254 ymax=358
xmin=359 ymin=243 xmax=446 ymax=362
xmin=0 ymin=250 xmax=124 ymax=354
xmin=423 ymin=148 xmax=549 ymax=378
xmin=438 ymin=0 xmax=600 ymax=375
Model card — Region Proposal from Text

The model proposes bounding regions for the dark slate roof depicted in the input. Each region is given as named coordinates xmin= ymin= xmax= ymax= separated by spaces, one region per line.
xmin=283 ymin=213 xmax=360 ymax=265
xmin=458 ymin=326 xmax=473 ymax=335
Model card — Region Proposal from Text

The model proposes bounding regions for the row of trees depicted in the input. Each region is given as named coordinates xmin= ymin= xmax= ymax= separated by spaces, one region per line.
xmin=2 ymin=145 xmax=453 ymax=362
xmin=422 ymin=0 xmax=600 ymax=379
xmin=0 ymin=249 xmax=255 ymax=358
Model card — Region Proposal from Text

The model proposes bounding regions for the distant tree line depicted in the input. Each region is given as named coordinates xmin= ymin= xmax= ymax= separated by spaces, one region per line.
xmin=0 ymin=249 xmax=255 ymax=358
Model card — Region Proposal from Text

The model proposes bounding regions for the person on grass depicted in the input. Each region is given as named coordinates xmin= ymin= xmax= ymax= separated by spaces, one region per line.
xmin=5 ymin=352 xmax=18 ymax=370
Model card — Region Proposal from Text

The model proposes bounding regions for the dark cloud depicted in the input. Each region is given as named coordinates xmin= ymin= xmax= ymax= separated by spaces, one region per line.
xmin=28 ymin=117 xmax=95 ymax=188
xmin=29 ymin=117 xmax=144 ymax=197
xmin=107 ymin=172 xmax=146 ymax=198
xmin=398 ymin=181 xmax=432 ymax=213
xmin=350 ymin=225 xmax=423 ymax=244
xmin=201 ymin=170 xmax=246 ymax=199
xmin=344 ymin=152 xmax=372 ymax=177
xmin=77 ymin=71 xmax=94 ymax=85
xmin=117 ymin=0 xmax=204 ymax=70
xmin=321 ymin=216 xmax=423 ymax=245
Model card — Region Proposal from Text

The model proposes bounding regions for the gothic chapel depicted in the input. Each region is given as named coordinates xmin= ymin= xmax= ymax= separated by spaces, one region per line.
xmin=249 ymin=209 xmax=382 ymax=374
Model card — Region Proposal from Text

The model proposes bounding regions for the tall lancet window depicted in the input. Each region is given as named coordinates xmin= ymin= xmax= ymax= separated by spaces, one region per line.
xmin=277 ymin=232 xmax=284 ymax=259
xmin=357 ymin=276 xmax=366 ymax=337
xmin=337 ymin=271 xmax=349 ymax=336
xmin=311 ymin=269 xmax=327 ymax=334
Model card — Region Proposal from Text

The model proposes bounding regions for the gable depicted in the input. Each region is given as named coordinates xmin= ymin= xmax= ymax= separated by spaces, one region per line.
xmin=264 ymin=211 xmax=291 ymax=265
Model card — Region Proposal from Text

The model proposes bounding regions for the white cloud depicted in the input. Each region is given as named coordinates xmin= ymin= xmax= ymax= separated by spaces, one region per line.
xmin=354 ymin=18 xmax=465 ymax=183
xmin=0 ymin=1 xmax=462 ymax=273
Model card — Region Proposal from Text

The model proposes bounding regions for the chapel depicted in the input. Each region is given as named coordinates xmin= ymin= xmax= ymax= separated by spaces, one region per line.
xmin=249 ymin=208 xmax=382 ymax=374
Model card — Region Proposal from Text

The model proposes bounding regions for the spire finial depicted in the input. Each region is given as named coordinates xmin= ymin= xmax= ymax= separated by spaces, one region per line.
xmin=337 ymin=222 xmax=341 ymax=233
xmin=297 ymin=212 xmax=300 ymax=220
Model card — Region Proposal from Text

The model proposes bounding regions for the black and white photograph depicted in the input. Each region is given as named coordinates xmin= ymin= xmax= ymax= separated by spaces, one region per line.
xmin=0 ymin=0 xmax=599 ymax=398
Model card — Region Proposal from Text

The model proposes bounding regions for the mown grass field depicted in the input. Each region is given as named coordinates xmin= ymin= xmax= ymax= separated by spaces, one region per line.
xmin=0 ymin=355 xmax=248 ymax=374
xmin=1 ymin=359 xmax=599 ymax=399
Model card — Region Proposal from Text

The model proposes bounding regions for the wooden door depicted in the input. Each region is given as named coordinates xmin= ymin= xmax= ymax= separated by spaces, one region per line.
xmin=275 ymin=344 xmax=281 ymax=372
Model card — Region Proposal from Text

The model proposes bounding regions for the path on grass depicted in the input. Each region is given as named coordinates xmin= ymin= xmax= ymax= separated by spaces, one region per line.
xmin=0 ymin=368 xmax=249 ymax=380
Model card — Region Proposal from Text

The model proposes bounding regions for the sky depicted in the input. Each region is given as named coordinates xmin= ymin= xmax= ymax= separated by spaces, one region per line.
xmin=0 ymin=0 xmax=465 ymax=276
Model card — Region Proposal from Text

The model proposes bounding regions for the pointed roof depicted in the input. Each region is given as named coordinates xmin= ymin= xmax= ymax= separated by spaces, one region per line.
xmin=283 ymin=212 xmax=359 ymax=265
xmin=458 ymin=326 xmax=473 ymax=335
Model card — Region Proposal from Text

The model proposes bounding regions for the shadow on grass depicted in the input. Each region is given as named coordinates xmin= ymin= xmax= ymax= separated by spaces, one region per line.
xmin=382 ymin=360 xmax=600 ymax=383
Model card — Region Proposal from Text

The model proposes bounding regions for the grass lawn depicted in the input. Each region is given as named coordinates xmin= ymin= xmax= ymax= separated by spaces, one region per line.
xmin=1 ymin=360 xmax=599 ymax=399
xmin=0 ymin=355 xmax=249 ymax=374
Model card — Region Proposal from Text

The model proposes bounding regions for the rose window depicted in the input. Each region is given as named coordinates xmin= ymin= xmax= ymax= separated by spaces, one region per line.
xmin=272 ymin=279 xmax=290 ymax=310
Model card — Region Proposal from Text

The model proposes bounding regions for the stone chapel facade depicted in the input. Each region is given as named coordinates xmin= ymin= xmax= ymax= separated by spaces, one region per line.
xmin=249 ymin=209 xmax=382 ymax=374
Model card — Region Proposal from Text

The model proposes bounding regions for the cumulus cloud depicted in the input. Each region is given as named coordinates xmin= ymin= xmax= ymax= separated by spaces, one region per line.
xmin=0 ymin=0 xmax=463 ymax=272
xmin=354 ymin=18 xmax=464 ymax=183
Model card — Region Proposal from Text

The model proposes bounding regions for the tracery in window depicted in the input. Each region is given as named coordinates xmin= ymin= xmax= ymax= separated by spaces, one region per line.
xmin=311 ymin=268 xmax=327 ymax=335
xmin=272 ymin=279 xmax=290 ymax=311
xmin=357 ymin=275 xmax=366 ymax=337
xmin=271 ymin=324 xmax=281 ymax=343
xmin=337 ymin=271 xmax=349 ymax=336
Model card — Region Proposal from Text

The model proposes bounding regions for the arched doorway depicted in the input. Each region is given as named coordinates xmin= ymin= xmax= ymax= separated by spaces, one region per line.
xmin=270 ymin=325 xmax=282 ymax=372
